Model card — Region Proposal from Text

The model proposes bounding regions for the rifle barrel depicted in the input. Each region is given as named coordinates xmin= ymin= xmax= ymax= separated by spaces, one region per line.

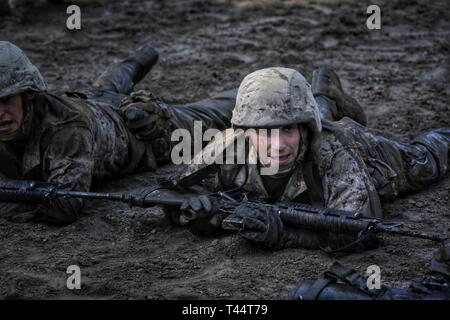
xmin=374 ymin=224 xmax=447 ymax=242
xmin=53 ymin=190 xmax=187 ymax=207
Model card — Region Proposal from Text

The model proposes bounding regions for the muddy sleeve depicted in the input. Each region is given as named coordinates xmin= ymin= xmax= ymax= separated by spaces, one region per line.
xmin=270 ymin=134 xmax=383 ymax=251
xmin=37 ymin=127 xmax=95 ymax=224
xmin=317 ymin=135 xmax=383 ymax=219
xmin=169 ymin=89 xmax=236 ymax=138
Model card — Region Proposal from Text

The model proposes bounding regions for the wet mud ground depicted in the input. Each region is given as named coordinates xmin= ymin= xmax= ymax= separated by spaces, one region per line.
xmin=0 ymin=0 xmax=449 ymax=299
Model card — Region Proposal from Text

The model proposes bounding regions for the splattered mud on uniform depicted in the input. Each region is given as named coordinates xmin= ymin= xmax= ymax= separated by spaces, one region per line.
xmin=0 ymin=89 xmax=236 ymax=223
xmin=170 ymin=67 xmax=449 ymax=251
xmin=0 ymin=41 xmax=236 ymax=224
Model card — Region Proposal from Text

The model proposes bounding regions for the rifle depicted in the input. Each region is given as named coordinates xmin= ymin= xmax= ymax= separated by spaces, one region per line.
xmin=0 ymin=179 xmax=446 ymax=242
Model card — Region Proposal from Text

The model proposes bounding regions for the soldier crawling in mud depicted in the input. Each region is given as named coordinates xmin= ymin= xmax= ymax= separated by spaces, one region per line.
xmin=0 ymin=41 xmax=236 ymax=224
xmin=162 ymin=67 xmax=449 ymax=251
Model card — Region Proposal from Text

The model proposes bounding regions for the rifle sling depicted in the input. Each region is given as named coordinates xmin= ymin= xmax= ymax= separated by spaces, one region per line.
xmin=302 ymin=157 xmax=324 ymax=206
xmin=176 ymin=163 xmax=220 ymax=189
xmin=324 ymin=262 xmax=387 ymax=299
xmin=298 ymin=276 xmax=336 ymax=300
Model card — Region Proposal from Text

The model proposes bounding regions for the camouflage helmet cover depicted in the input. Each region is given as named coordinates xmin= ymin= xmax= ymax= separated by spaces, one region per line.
xmin=231 ymin=67 xmax=322 ymax=132
xmin=0 ymin=41 xmax=48 ymax=99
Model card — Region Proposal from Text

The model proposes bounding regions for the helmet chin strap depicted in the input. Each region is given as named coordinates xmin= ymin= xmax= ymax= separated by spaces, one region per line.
xmin=0 ymin=94 xmax=34 ymax=142
xmin=294 ymin=126 xmax=309 ymax=163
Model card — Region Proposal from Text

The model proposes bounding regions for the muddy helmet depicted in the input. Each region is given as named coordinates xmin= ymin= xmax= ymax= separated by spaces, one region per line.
xmin=0 ymin=41 xmax=48 ymax=99
xmin=231 ymin=67 xmax=322 ymax=133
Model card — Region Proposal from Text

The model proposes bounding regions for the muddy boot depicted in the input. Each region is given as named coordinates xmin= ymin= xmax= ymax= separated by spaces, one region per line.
xmin=94 ymin=44 xmax=159 ymax=95
xmin=414 ymin=128 xmax=450 ymax=158
xmin=292 ymin=262 xmax=383 ymax=300
xmin=312 ymin=66 xmax=367 ymax=125
xmin=412 ymin=128 xmax=450 ymax=178
xmin=292 ymin=260 xmax=450 ymax=300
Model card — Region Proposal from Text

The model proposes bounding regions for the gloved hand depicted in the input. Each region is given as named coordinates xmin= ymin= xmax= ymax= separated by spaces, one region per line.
xmin=228 ymin=204 xmax=285 ymax=249
xmin=119 ymin=90 xmax=172 ymax=141
xmin=227 ymin=204 xmax=335 ymax=250
xmin=179 ymin=195 xmax=213 ymax=223
xmin=163 ymin=194 xmax=224 ymax=236
xmin=183 ymin=195 xmax=228 ymax=236
xmin=227 ymin=204 xmax=378 ymax=251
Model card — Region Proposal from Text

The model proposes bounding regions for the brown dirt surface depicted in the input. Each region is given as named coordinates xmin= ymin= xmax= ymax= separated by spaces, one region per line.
xmin=0 ymin=0 xmax=449 ymax=299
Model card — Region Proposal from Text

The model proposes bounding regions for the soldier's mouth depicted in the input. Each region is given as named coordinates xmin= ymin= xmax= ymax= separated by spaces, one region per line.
xmin=0 ymin=120 xmax=14 ymax=133
xmin=279 ymin=154 xmax=291 ymax=161
xmin=270 ymin=154 xmax=292 ymax=165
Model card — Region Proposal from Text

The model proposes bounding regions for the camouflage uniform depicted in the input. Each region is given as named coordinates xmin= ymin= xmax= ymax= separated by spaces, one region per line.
xmin=0 ymin=41 xmax=235 ymax=224
xmin=166 ymin=67 xmax=449 ymax=251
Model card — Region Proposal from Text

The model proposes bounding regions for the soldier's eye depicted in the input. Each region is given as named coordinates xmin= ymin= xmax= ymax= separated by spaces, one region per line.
xmin=282 ymin=125 xmax=294 ymax=132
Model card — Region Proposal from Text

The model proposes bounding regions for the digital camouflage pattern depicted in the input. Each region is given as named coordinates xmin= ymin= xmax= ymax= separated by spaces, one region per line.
xmin=0 ymin=91 xmax=158 ymax=223
xmin=0 ymin=41 xmax=48 ymax=98
xmin=231 ymin=67 xmax=322 ymax=133
xmin=0 ymin=41 xmax=236 ymax=224
xmin=172 ymin=67 xmax=449 ymax=250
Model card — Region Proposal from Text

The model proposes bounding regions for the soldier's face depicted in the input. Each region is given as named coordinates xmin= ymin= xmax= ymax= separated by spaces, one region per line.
xmin=0 ymin=94 xmax=24 ymax=135
xmin=248 ymin=124 xmax=301 ymax=168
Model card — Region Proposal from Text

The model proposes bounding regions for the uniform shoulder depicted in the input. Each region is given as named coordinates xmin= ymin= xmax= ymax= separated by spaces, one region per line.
xmin=310 ymin=118 xmax=366 ymax=150
xmin=35 ymin=92 xmax=94 ymax=128
xmin=308 ymin=119 xmax=359 ymax=171
xmin=309 ymin=121 xmax=341 ymax=152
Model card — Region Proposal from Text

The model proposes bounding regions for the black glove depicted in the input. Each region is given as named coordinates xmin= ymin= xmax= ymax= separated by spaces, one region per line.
xmin=119 ymin=90 xmax=172 ymax=141
xmin=228 ymin=204 xmax=285 ymax=249
xmin=228 ymin=204 xmax=341 ymax=250
xmin=229 ymin=204 xmax=379 ymax=251
xmin=182 ymin=195 xmax=227 ymax=236
xmin=163 ymin=194 xmax=224 ymax=236
xmin=180 ymin=195 xmax=213 ymax=222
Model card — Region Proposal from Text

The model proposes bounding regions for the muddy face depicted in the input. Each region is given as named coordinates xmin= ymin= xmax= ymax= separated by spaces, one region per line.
xmin=0 ymin=94 xmax=24 ymax=135
xmin=248 ymin=124 xmax=301 ymax=168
